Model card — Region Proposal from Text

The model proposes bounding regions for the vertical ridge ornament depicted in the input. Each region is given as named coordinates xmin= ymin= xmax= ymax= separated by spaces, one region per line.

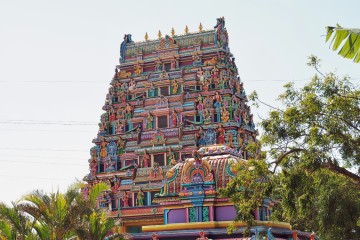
xmin=199 ymin=23 xmax=203 ymax=32
xmin=184 ymin=25 xmax=189 ymax=34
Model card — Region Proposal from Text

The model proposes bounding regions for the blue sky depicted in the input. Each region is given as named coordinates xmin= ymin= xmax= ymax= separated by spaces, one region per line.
xmin=0 ymin=0 xmax=359 ymax=204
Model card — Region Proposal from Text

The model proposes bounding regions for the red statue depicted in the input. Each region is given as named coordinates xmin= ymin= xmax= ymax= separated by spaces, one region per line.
xmin=217 ymin=124 xmax=225 ymax=144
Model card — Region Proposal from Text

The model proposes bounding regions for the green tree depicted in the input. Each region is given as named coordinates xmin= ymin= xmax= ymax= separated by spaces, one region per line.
xmin=220 ymin=57 xmax=360 ymax=239
xmin=0 ymin=202 xmax=36 ymax=240
xmin=326 ymin=25 xmax=360 ymax=63
xmin=19 ymin=182 xmax=111 ymax=240
xmin=72 ymin=183 xmax=117 ymax=240
xmin=74 ymin=211 xmax=115 ymax=240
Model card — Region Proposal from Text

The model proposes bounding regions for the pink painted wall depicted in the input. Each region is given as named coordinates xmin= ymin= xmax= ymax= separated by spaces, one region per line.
xmin=168 ymin=208 xmax=187 ymax=223
xmin=215 ymin=206 xmax=236 ymax=221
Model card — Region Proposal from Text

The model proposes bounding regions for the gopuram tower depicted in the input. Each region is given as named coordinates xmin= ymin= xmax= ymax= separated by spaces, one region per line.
xmin=84 ymin=18 xmax=314 ymax=240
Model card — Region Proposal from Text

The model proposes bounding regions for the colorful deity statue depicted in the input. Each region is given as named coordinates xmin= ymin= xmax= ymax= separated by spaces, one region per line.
xmin=128 ymin=78 xmax=136 ymax=92
xmin=136 ymin=189 xmax=144 ymax=206
xmin=203 ymin=109 xmax=212 ymax=124
xmin=90 ymin=156 xmax=97 ymax=176
xmin=217 ymin=124 xmax=226 ymax=144
xmin=195 ymin=126 xmax=206 ymax=147
xmin=116 ymin=120 xmax=124 ymax=134
xmin=234 ymin=108 xmax=241 ymax=123
xmin=218 ymin=76 xmax=225 ymax=89
xmin=135 ymin=126 xmax=142 ymax=144
xmin=148 ymin=81 xmax=156 ymax=97
xmin=100 ymin=138 xmax=108 ymax=158
xmin=204 ymin=69 xmax=211 ymax=81
xmin=196 ymin=101 xmax=204 ymax=123
xmin=167 ymin=148 xmax=176 ymax=166
xmin=172 ymin=80 xmax=179 ymax=94
xmin=125 ymin=103 xmax=133 ymax=119
xmin=117 ymin=137 xmax=125 ymax=155
xmin=146 ymin=113 xmax=154 ymax=129
xmin=197 ymin=68 xmax=204 ymax=84
xmin=171 ymin=57 xmax=177 ymax=69
xmin=213 ymin=91 xmax=222 ymax=103
xmin=111 ymin=176 xmax=120 ymax=193
xmin=211 ymin=66 xmax=219 ymax=82
xmin=202 ymin=80 xmax=210 ymax=91
xmin=155 ymin=59 xmax=162 ymax=71
xmin=221 ymin=107 xmax=230 ymax=123
xmin=121 ymin=192 xmax=129 ymax=207
xmin=134 ymin=63 xmax=143 ymax=76
xmin=142 ymin=150 xmax=150 ymax=168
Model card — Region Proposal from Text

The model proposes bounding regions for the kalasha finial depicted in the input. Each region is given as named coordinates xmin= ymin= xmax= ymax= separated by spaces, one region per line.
xmin=171 ymin=27 xmax=175 ymax=36
xmin=184 ymin=25 xmax=189 ymax=34
xmin=199 ymin=23 xmax=203 ymax=32
xmin=158 ymin=30 xmax=162 ymax=39
xmin=144 ymin=32 xmax=149 ymax=41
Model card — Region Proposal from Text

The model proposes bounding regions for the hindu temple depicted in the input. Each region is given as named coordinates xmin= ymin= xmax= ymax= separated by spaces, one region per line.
xmin=84 ymin=17 xmax=315 ymax=240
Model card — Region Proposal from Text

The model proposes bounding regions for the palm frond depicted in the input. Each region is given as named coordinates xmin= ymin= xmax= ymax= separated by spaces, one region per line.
xmin=326 ymin=25 xmax=360 ymax=63
xmin=89 ymin=182 xmax=110 ymax=204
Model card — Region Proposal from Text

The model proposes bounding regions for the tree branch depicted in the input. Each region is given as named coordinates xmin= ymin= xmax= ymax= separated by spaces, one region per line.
xmin=269 ymin=148 xmax=304 ymax=171
xmin=255 ymin=97 xmax=284 ymax=113
xmin=322 ymin=161 xmax=360 ymax=184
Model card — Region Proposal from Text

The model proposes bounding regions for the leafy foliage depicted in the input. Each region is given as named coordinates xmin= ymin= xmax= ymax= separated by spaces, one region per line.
xmin=326 ymin=25 xmax=360 ymax=63
xmin=221 ymin=57 xmax=360 ymax=239
xmin=218 ymin=159 xmax=272 ymax=235
xmin=0 ymin=182 xmax=115 ymax=240
xmin=274 ymin=168 xmax=360 ymax=239
xmin=0 ymin=202 xmax=36 ymax=240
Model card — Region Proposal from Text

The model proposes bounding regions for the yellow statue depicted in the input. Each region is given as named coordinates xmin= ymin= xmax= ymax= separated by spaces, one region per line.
xmin=221 ymin=107 xmax=230 ymax=123
xmin=100 ymin=138 xmax=107 ymax=158
xmin=172 ymin=80 xmax=178 ymax=94
xmin=134 ymin=63 xmax=142 ymax=76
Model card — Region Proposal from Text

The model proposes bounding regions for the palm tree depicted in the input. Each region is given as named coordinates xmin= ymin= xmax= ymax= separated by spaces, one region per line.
xmin=71 ymin=182 xmax=116 ymax=240
xmin=74 ymin=211 xmax=115 ymax=240
xmin=326 ymin=24 xmax=360 ymax=63
xmin=0 ymin=202 xmax=36 ymax=240
xmin=19 ymin=189 xmax=77 ymax=240
xmin=19 ymin=182 xmax=111 ymax=240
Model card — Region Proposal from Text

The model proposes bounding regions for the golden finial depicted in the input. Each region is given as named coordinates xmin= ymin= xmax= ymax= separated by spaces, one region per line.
xmin=158 ymin=30 xmax=162 ymax=39
xmin=144 ymin=32 xmax=149 ymax=41
xmin=199 ymin=23 xmax=203 ymax=32
xmin=184 ymin=25 xmax=189 ymax=34
xmin=171 ymin=27 xmax=175 ymax=36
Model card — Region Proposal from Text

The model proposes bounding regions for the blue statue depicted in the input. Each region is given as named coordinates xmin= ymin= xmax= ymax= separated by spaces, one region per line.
xmin=120 ymin=34 xmax=133 ymax=63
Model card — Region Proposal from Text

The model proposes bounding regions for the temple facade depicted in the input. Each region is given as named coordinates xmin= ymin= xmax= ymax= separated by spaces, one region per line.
xmin=84 ymin=18 xmax=315 ymax=240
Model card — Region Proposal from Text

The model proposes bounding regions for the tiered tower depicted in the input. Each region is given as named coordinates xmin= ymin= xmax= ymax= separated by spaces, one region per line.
xmin=84 ymin=18 xmax=314 ymax=240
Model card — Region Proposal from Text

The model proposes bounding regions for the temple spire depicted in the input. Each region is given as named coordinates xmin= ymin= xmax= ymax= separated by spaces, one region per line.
xmin=144 ymin=32 xmax=149 ymax=41
xmin=171 ymin=27 xmax=175 ymax=36
xmin=158 ymin=30 xmax=162 ymax=39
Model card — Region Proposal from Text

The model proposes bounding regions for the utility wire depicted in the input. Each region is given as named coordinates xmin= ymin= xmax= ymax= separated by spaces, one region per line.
xmin=0 ymin=128 xmax=94 ymax=132
xmin=0 ymin=120 xmax=97 ymax=126
xmin=0 ymin=119 xmax=96 ymax=123
xmin=0 ymin=159 xmax=86 ymax=166
xmin=0 ymin=147 xmax=87 ymax=152
xmin=0 ymin=174 xmax=77 ymax=181
xmin=0 ymin=78 xmax=359 ymax=83
xmin=1 ymin=153 xmax=87 ymax=160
